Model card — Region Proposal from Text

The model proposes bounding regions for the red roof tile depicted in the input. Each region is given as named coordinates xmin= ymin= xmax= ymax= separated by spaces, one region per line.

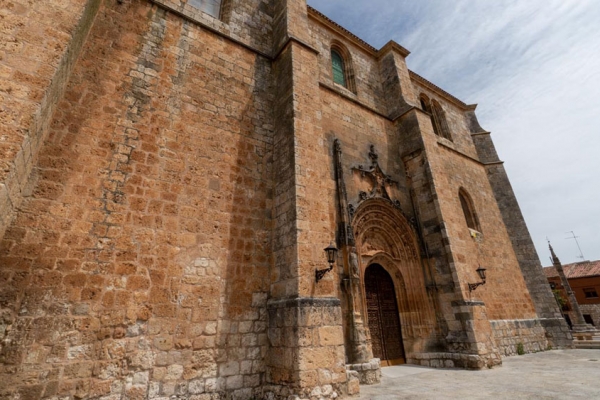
xmin=543 ymin=260 xmax=600 ymax=279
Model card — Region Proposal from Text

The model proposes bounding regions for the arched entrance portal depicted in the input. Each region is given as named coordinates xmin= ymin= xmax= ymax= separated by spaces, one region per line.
xmin=364 ymin=264 xmax=405 ymax=365
xmin=350 ymin=198 xmax=435 ymax=365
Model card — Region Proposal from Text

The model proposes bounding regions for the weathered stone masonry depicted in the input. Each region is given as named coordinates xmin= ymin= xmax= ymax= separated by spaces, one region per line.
xmin=0 ymin=0 xmax=571 ymax=399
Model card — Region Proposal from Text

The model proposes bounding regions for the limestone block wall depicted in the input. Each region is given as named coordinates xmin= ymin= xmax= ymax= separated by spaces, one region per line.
xmin=410 ymin=85 xmax=538 ymax=323
xmin=151 ymin=0 xmax=273 ymax=54
xmin=318 ymin=84 xmax=442 ymax=357
xmin=471 ymin=125 xmax=572 ymax=348
xmin=265 ymin=298 xmax=347 ymax=399
xmin=0 ymin=0 xmax=102 ymax=241
xmin=267 ymin=35 xmax=349 ymax=397
xmin=413 ymin=83 xmax=476 ymax=157
xmin=318 ymin=90 xmax=409 ymax=209
xmin=490 ymin=319 xmax=549 ymax=356
xmin=0 ymin=0 xmax=275 ymax=398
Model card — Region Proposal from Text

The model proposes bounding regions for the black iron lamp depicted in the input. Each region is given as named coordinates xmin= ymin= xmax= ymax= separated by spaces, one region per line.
xmin=316 ymin=241 xmax=338 ymax=283
xmin=468 ymin=265 xmax=487 ymax=292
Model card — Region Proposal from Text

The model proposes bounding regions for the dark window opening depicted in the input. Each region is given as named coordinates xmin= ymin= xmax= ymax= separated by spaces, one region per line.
xmin=420 ymin=97 xmax=429 ymax=112
xmin=419 ymin=95 xmax=452 ymax=141
xmin=583 ymin=314 xmax=595 ymax=326
xmin=459 ymin=190 xmax=480 ymax=231
xmin=431 ymin=100 xmax=452 ymax=140
xmin=564 ymin=314 xmax=572 ymax=328
xmin=584 ymin=288 xmax=598 ymax=298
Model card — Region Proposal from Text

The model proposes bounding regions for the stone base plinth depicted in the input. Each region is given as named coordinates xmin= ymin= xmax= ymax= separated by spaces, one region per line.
xmin=490 ymin=318 xmax=550 ymax=356
xmin=571 ymin=324 xmax=598 ymax=341
xmin=266 ymin=297 xmax=347 ymax=399
xmin=538 ymin=318 xmax=574 ymax=349
xmin=408 ymin=352 xmax=502 ymax=370
xmin=346 ymin=358 xmax=381 ymax=385
xmin=346 ymin=370 xmax=360 ymax=396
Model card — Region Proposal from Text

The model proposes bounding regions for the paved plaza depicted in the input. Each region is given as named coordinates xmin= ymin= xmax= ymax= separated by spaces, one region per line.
xmin=359 ymin=349 xmax=600 ymax=399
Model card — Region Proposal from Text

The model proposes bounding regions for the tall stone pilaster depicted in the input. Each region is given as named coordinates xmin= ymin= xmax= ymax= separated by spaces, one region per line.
xmin=267 ymin=1 xmax=347 ymax=397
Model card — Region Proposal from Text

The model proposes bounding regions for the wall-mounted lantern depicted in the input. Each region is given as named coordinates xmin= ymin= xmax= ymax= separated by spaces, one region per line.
xmin=468 ymin=265 xmax=487 ymax=292
xmin=316 ymin=241 xmax=338 ymax=283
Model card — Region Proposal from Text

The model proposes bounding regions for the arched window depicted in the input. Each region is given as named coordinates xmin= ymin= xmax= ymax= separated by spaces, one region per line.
xmin=419 ymin=94 xmax=453 ymax=141
xmin=420 ymin=97 xmax=430 ymax=113
xmin=420 ymin=94 xmax=440 ymax=136
xmin=459 ymin=189 xmax=480 ymax=231
xmin=188 ymin=0 xmax=222 ymax=19
xmin=431 ymin=100 xmax=452 ymax=141
xmin=331 ymin=49 xmax=347 ymax=87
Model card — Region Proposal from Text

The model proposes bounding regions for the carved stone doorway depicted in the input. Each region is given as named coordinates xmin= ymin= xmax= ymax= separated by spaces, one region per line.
xmin=364 ymin=263 xmax=405 ymax=366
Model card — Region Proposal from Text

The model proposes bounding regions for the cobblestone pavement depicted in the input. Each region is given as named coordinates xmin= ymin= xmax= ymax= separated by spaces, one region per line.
xmin=359 ymin=349 xmax=600 ymax=399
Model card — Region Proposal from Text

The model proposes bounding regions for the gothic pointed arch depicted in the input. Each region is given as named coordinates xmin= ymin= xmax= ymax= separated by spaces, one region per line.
xmin=351 ymin=198 xmax=435 ymax=353
xmin=459 ymin=188 xmax=481 ymax=232
xmin=431 ymin=99 xmax=452 ymax=141
xmin=330 ymin=41 xmax=356 ymax=93
xmin=419 ymin=94 xmax=452 ymax=141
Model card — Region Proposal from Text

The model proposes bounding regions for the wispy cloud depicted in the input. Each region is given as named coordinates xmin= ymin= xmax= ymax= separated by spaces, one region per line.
xmin=308 ymin=0 xmax=600 ymax=263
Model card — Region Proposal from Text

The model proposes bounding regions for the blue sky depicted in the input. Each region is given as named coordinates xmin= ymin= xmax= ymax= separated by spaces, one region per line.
xmin=307 ymin=0 xmax=600 ymax=265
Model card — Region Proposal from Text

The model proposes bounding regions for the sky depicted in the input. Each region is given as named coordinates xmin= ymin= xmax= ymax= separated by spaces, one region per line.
xmin=307 ymin=0 xmax=600 ymax=266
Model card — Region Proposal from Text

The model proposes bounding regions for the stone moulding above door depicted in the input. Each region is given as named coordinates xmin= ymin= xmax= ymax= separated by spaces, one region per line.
xmin=348 ymin=145 xmax=417 ymax=231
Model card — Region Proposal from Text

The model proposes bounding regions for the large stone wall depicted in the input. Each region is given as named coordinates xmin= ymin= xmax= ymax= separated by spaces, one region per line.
xmin=411 ymin=83 xmax=538 ymax=322
xmin=0 ymin=0 xmax=275 ymax=397
xmin=490 ymin=319 xmax=549 ymax=356
xmin=0 ymin=0 xmax=573 ymax=398
xmin=0 ymin=0 xmax=102 ymax=242
xmin=471 ymin=127 xmax=572 ymax=348
xmin=151 ymin=0 xmax=273 ymax=54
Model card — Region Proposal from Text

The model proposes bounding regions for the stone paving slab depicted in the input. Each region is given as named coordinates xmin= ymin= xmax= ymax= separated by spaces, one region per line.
xmin=359 ymin=350 xmax=600 ymax=399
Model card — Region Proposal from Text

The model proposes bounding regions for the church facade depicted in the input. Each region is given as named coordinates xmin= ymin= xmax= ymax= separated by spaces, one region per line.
xmin=0 ymin=0 xmax=572 ymax=398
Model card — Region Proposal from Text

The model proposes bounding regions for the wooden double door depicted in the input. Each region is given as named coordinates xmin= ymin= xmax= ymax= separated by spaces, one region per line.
xmin=364 ymin=264 xmax=405 ymax=365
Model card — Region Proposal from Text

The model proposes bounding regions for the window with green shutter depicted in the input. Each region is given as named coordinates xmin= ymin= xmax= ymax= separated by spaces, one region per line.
xmin=331 ymin=50 xmax=347 ymax=87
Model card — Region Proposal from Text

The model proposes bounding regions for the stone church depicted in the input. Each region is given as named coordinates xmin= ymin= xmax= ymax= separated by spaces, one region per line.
xmin=0 ymin=0 xmax=572 ymax=398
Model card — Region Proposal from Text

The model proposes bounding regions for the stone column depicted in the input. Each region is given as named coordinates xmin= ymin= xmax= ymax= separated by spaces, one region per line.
xmin=549 ymin=244 xmax=596 ymax=339
xmin=332 ymin=140 xmax=372 ymax=366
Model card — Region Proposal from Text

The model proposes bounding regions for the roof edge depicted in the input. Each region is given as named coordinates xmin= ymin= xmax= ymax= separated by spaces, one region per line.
xmin=307 ymin=6 xmax=379 ymax=55
xmin=409 ymin=71 xmax=469 ymax=110
xmin=307 ymin=6 xmax=472 ymax=112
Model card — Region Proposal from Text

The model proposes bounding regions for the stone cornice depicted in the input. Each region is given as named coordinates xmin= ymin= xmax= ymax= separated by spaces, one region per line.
xmin=307 ymin=6 xmax=379 ymax=56
xmin=319 ymin=81 xmax=390 ymax=120
xmin=377 ymin=40 xmax=411 ymax=59
xmin=307 ymin=7 xmax=411 ymax=60
xmin=437 ymin=140 xmax=483 ymax=165
xmin=409 ymin=71 xmax=474 ymax=111
xmin=470 ymin=131 xmax=492 ymax=137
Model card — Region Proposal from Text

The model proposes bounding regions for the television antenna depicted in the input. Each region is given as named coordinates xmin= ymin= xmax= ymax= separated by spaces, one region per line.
xmin=565 ymin=231 xmax=585 ymax=261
